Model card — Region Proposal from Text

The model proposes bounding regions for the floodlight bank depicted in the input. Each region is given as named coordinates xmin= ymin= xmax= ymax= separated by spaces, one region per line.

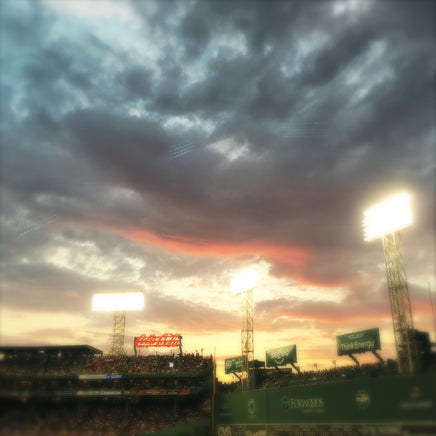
xmin=92 ymin=292 xmax=144 ymax=312
xmin=231 ymin=271 xmax=259 ymax=295
xmin=363 ymin=192 xmax=412 ymax=241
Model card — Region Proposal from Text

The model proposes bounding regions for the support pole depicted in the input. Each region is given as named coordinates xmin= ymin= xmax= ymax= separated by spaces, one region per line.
xmin=291 ymin=363 xmax=302 ymax=375
xmin=232 ymin=372 xmax=242 ymax=382
xmin=178 ymin=336 xmax=183 ymax=357
xmin=212 ymin=346 xmax=216 ymax=436
xmin=109 ymin=311 xmax=126 ymax=356
xmin=241 ymin=288 xmax=254 ymax=391
xmin=382 ymin=232 xmax=417 ymax=373
xmin=372 ymin=350 xmax=384 ymax=365
xmin=348 ymin=354 xmax=360 ymax=367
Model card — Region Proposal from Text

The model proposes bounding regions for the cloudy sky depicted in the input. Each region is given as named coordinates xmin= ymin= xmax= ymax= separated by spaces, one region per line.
xmin=1 ymin=0 xmax=435 ymax=379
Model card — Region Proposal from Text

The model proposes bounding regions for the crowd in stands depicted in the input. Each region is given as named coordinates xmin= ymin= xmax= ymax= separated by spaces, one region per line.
xmin=0 ymin=351 xmax=92 ymax=377
xmin=0 ymin=372 xmax=211 ymax=395
xmin=0 ymin=352 xmax=212 ymax=377
xmin=255 ymin=360 xmax=398 ymax=390
xmin=81 ymin=355 xmax=126 ymax=375
xmin=0 ymin=400 xmax=204 ymax=436
xmin=79 ymin=353 xmax=212 ymax=376
xmin=0 ymin=352 xmax=213 ymax=403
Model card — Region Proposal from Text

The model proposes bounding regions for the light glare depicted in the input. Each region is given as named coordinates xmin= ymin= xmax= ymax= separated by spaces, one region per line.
xmin=231 ymin=271 xmax=259 ymax=295
xmin=363 ymin=193 xmax=412 ymax=241
xmin=92 ymin=292 xmax=145 ymax=312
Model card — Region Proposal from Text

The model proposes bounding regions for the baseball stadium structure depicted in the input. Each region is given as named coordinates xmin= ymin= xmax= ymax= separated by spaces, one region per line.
xmin=1 ymin=326 xmax=434 ymax=436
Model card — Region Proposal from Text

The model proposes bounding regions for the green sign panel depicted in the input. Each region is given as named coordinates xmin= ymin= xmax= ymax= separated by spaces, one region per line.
xmin=266 ymin=345 xmax=297 ymax=367
xmin=337 ymin=328 xmax=381 ymax=356
xmin=225 ymin=356 xmax=246 ymax=374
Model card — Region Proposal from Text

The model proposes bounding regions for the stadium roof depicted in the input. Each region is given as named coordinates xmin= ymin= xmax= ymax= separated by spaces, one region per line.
xmin=0 ymin=345 xmax=102 ymax=357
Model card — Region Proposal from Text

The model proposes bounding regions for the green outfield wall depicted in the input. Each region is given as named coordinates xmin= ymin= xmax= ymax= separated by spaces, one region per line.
xmin=215 ymin=374 xmax=436 ymax=435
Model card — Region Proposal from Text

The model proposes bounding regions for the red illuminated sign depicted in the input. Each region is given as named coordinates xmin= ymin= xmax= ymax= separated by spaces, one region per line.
xmin=135 ymin=333 xmax=181 ymax=348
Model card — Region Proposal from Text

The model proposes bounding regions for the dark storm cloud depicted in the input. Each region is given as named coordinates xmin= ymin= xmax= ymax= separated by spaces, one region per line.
xmin=131 ymin=0 xmax=433 ymax=247
xmin=177 ymin=6 xmax=211 ymax=60
xmin=1 ymin=0 xmax=52 ymax=46
xmin=1 ymin=0 xmax=434 ymax=297
xmin=131 ymin=0 xmax=321 ymax=120
xmin=65 ymin=108 xmax=169 ymax=163
xmin=121 ymin=67 xmax=154 ymax=101
xmin=175 ymin=0 xmax=322 ymax=57
xmin=62 ymin=104 xmax=367 ymax=253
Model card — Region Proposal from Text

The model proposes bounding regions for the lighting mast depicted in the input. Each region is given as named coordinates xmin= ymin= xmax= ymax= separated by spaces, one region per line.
xmin=92 ymin=292 xmax=145 ymax=356
xmin=363 ymin=193 xmax=417 ymax=373
xmin=231 ymin=271 xmax=258 ymax=391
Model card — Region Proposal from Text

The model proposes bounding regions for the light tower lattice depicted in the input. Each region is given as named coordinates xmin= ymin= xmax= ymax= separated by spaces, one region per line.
xmin=231 ymin=271 xmax=258 ymax=391
xmin=241 ymin=288 xmax=254 ymax=391
xmin=382 ymin=232 xmax=417 ymax=373
xmin=363 ymin=193 xmax=418 ymax=374
xmin=110 ymin=311 xmax=127 ymax=356
xmin=92 ymin=292 xmax=145 ymax=357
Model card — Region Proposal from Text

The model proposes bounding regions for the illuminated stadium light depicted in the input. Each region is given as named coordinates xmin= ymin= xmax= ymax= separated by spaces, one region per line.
xmin=92 ymin=292 xmax=145 ymax=312
xmin=231 ymin=271 xmax=259 ymax=391
xmin=231 ymin=271 xmax=259 ymax=295
xmin=92 ymin=292 xmax=145 ymax=356
xmin=362 ymin=192 xmax=417 ymax=374
xmin=363 ymin=192 xmax=412 ymax=241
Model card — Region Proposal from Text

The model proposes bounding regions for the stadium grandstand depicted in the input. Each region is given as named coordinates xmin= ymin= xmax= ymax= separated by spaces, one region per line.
xmin=0 ymin=345 xmax=213 ymax=435
xmin=1 ymin=333 xmax=435 ymax=435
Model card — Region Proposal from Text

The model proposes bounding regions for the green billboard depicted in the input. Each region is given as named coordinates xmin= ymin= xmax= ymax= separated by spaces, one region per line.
xmin=266 ymin=345 xmax=297 ymax=367
xmin=337 ymin=328 xmax=381 ymax=356
xmin=224 ymin=356 xmax=246 ymax=374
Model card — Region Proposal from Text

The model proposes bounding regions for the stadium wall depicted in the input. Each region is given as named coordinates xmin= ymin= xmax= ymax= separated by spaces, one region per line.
xmin=214 ymin=374 xmax=436 ymax=435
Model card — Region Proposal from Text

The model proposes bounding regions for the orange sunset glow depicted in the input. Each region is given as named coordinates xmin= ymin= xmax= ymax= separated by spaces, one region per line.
xmin=0 ymin=0 xmax=434 ymax=389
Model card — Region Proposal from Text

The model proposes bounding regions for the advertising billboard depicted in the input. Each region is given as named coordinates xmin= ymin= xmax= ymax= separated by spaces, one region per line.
xmin=225 ymin=356 xmax=247 ymax=374
xmin=266 ymin=345 xmax=297 ymax=367
xmin=135 ymin=333 xmax=181 ymax=348
xmin=337 ymin=328 xmax=381 ymax=356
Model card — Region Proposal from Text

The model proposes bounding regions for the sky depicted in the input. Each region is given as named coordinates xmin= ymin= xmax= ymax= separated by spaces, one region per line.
xmin=0 ymin=0 xmax=435 ymax=381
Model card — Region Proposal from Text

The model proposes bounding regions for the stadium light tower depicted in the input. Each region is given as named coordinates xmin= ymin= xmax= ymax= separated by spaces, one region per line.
xmin=92 ymin=292 xmax=145 ymax=356
xmin=231 ymin=271 xmax=258 ymax=391
xmin=363 ymin=192 xmax=417 ymax=373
